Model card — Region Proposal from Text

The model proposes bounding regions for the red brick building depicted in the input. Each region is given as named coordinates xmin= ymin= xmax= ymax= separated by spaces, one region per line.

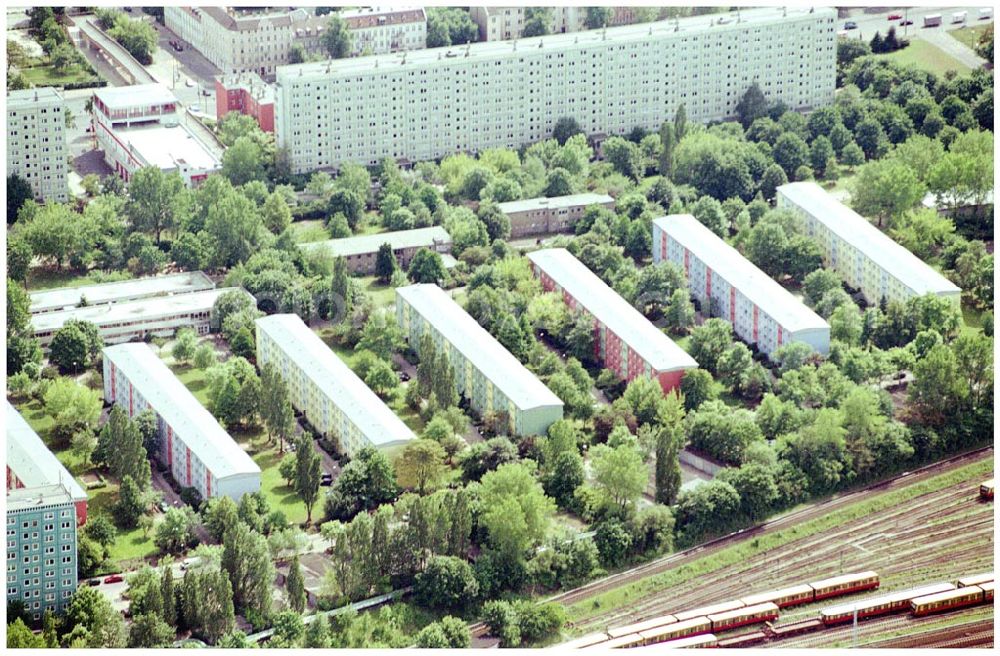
xmin=215 ymin=72 xmax=275 ymax=132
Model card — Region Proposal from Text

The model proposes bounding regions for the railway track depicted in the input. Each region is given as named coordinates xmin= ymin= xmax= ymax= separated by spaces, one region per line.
xmin=861 ymin=618 xmax=994 ymax=648
xmin=562 ymin=448 xmax=993 ymax=635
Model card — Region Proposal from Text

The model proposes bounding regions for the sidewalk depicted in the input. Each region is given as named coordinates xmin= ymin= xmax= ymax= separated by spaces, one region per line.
xmin=923 ymin=29 xmax=987 ymax=69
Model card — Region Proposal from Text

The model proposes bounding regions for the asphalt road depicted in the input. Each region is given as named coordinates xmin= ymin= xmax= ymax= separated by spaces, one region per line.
xmin=838 ymin=5 xmax=993 ymax=40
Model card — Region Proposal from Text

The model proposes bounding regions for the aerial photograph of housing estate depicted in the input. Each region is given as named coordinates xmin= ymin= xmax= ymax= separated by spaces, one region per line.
xmin=3 ymin=2 xmax=994 ymax=650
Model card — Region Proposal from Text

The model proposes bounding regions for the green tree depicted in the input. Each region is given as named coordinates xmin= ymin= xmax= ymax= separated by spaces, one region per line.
xmin=286 ymin=554 xmax=306 ymax=613
xmin=6 ymin=174 xmax=34 ymax=224
xmin=374 ymin=242 xmax=397 ymax=284
xmin=664 ymin=288 xmax=696 ymax=335
xmin=44 ymin=377 xmax=102 ymax=441
xmin=679 ymin=367 xmax=715 ymax=412
xmin=553 ymin=116 xmax=583 ymax=145
xmin=408 ymin=248 xmax=447 ymax=284
xmin=851 ymin=158 xmax=926 ymax=228
xmin=590 ymin=441 xmax=647 ymax=511
xmin=414 ymin=555 xmax=479 ymax=611
xmin=49 ymin=319 xmax=102 ymax=373
xmin=688 ymin=318 xmax=734 ymax=374
xmin=221 ymin=521 xmax=275 ymax=620
xmin=736 ymin=83 xmax=768 ymax=129
xmin=171 ymin=327 xmax=198 ymax=364
xmin=479 ymin=463 xmax=556 ymax=560
xmin=126 ymin=167 xmax=188 ymax=244
xmin=154 ymin=507 xmax=195 ymax=553
xmin=522 ymin=7 xmax=551 ymax=37
xmin=773 ymin=132 xmax=810 ymax=178
xmin=262 ymin=191 xmax=292 ymax=234
xmin=128 ymin=613 xmax=174 ymax=648
xmin=322 ymin=15 xmax=353 ymax=58
xmin=63 ymin=585 xmax=127 ymax=647
xmin=396 ymin=439 xmax=447 ymax=494
xmin=294 ymin=434 xmax=322 ymax=524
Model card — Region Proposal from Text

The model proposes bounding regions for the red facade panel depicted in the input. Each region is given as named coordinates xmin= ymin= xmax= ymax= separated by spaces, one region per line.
xmin=656 ymin=369 xmax=686 ymax=393
xmin=752 ymin=306 xmax=759 ymax=342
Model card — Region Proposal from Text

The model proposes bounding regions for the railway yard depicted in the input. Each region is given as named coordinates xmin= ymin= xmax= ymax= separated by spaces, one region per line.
xmin=547 ymin=447 xmax=994 ymax=649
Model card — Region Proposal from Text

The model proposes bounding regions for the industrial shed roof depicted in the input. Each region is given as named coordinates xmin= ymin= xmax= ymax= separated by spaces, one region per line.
xmin=497 ymin=193 xmax=614 ymax=215
xmin=102 ymin=343 xmax=260 ymax=481
xmin=6 ymin=401 xmax=88 ymax=502
xmin=255 ymin=314 xmax=415 ymax=448
xmin=299 ymin=226 xmax=451 ymax=259
xmin=395 ymin=284 xmax=564 ymax=412
xmin=29 ymin=272 xmax=215 ymax=314
xmin=526 ymin=248 xmax=698 ymax=373
xmin=652 ymin=215 xmax=830 ymax=334
xmin=778 ymin=182 xmax=961 ymax=297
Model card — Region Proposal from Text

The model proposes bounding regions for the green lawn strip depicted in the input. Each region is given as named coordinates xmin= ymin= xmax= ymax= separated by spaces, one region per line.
xmin=562 ymin=458 xmax=993 ymax=628
xmin=251 ymin=443 xmax=309 ymax=526
xmin=25 ymin=267 xmax=133 ymax=292
xmin=20 ymin=63 xmax=100 ymax=87
xmin=949 ymin=24 xmax=989 ymax=50
xmin=359 ymin=275 xmax=397 ymax=310
xmin=961 ymin=304 xmax=985 ymax=336
xmin=878 ymin=39 xmax=971 ymax=76
xmin=290 ymin=219 xmax=330 ymax=244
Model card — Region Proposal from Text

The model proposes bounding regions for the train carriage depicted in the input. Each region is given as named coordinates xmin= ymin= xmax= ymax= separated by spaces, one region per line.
xmin=716 ymin=631 xmax=767 ymax=648
xmin=808 ymin=571 xmax=879 ymax=601
xmin=910 ymin=586 xmax=985 ymax=616
xmin=673 ymin=600 xmax=745 ymax=622
xmin=651 ymin=633 xmax=719 ymax=649
xmin=561 ymin=632 xmax=610 ymax=649
xmin=978 ymin=580 xmax=993 ymax=602
xmin=958 ymin=572 xmax=994 ymax=587
xmin=741 ymin=583 xmax=815 ymax=608
xmin=593 ymin=633 xmax=644 ymax=649
xmin=708 ymin=602 xmax=779 ymax=632
xmin=820 ymin=583 xmax=956 ymax=625
xmin=607 ymin=614 xmax=678 ymax=639
xmin=637 ymin=617 xmax=713 ymax=646
xmin=980 ymin=479 xmax=993 ymax=500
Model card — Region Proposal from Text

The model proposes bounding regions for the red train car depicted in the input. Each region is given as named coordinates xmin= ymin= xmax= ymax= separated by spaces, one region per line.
xmin=717 ymin=631 xmax=767 ymax=648
xmin=708 ymin=602 xmax=779 ymax=632
xmin=741 ymin=584 xmax=814 ymax=609
xmin=808 ymin=571 xmax=879 ymax=601
xmin=820 ymin=583 xmax=955 ymax=625
xmin=910 ymin=586 xmax=985 ymax=616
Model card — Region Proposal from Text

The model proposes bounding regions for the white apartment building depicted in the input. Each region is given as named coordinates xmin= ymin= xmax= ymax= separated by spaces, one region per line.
xmin=166 ymin=6 xmax=426 ymax=78
xmin=342 ymin=7 xmax=427 ymax=56
xmin=103 ymin=343 xmax=261 ymax=501
xmin=275 ymin=6 xmax=836 ymax=173
xmin=469 ymin=6 xmax=587 ymax=41
xmin=6 ymin=87 xmax=68 ymax=202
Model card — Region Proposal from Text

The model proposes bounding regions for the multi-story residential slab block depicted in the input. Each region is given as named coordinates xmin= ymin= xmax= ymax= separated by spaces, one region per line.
xmin=102 ymin=343 xmax=261 ymax=501
xmin=6 ymin=87 xmax=68 ymax=202
xmin=299 ymin=226 xmax=452 ymax=274
xmin=28 ymin=271 xmax=215 ymax=315
xmin=92 ymin=84 xmax=221 ymax=186
xmin=255 ymin=314 xmax=415 ymax=456
xmin=215 ymin=72 xmax=275 ymax=131
xmin=497 ymin=193 xmax=615 ymax=238
xmin=776 ymin=182 xmax=962 ymax=306
xmin=395 ymin=284 xmax=564 ymax=436
xmin=652 ymin=214 xmax=831 ymax=356
xmin=341 ymin=6 xmax=427 ymax=56
xmin=32 ymin=287 xmax=252 ymax=349
xmin=275 ymin=6 xmax=836 ymax=172
xmin=526 ymin=248 xmax=697 ymax=392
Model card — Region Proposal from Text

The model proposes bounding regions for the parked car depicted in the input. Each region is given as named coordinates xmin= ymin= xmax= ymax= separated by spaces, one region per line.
xmin=844 ymin=21 xmax=858 ymax=29
xmin=900 ymin=19 xmax=914 ymax=26
xmin=158 ymin=500 xmax=169 ymax=512
xmin=87 ymin=578 xmax=101 ymax=587
xmin=320 ymin=473 xmax=334 ymax=487
xmin=399 ymin=372 xmax=411 ymax=382
xmin=103 ymin=574 xmax=124 ymax=584
xmin=888 ymin=13 xmax=902 ymax=20
xmin=177 ymin=44 xmax=184 ymax=51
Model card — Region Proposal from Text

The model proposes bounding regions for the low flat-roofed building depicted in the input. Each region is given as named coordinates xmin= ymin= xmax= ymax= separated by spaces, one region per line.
xmin=255 ymin=314 xmax=415 ymax=456
xmin=32 ymin=287 xmax=252 ymax=348
xmin=102 ymin=343 xmax=261 ymax=501
xmin=6 ymin=484 xmax=79 ymax=620
xmin=300 ymin=226 xmax=453 ymax=274
xmin=396 ymin=284 xmax=564 ymax=436
xmin=777 ymin=182 xmax=961 ymax=306
xmin=92 ymin=83 xmax=221 ymax=186
xmin=498 ymin=193 xmax=616 ymax=238
xmin=653 ymin=214 xmax=831 ymax=356
xmin=29 ymin=271 xmax=216 ymax=315
xmin=6 ymin=401 xmax=88 ymax=525
xmin=215 ymin=72 xmax=275 ymax=131
xmin=527 ymin=248 xmax=697 ymax=392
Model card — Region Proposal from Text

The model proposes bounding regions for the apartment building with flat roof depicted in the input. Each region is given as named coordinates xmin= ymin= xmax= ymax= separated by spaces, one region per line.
xmin=299 ymin=226 xmax=452 ymax=274
xmin=776 ymin=182 xmax=961 ymax=306
xmin=215 ymin=72 xmax=276 ymax=131
xmin=6 ymin=87 xmax=68 ymax=202
xmin=274 ymin=6 xmax=836 ymax=172
xmin=32 ymin=287 xmax=252 ymax=348
xmin=395 ymin=284 xmax=564 ymax=436
xmin=102 ymin=343 xmax=261 ymax=501
xmin=255 ymin=314 xmax=415 ymax=456
xmin=527 ymin=248 xmax=697 ymax=392
xmin=498 ymin=193 xmax=615 ymax=238
xmin=29 ymin=271 xmax=215 ymax=315
xmin=470 ymin=6 xmax=652 ymax=41
xmin=342 ymin=6 xmax=427 ymax=56
xmin=652 ymin=214 xmax=831 ymax=356
xmin=92 ymin=83 xmax=221 ymax=186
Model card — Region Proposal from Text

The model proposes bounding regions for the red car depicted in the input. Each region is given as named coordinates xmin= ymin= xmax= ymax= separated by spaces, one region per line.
xmin=103 ymin=574 xmax=124 ymax=584
xmin=888 ymin=13 xmax=902 ymax=20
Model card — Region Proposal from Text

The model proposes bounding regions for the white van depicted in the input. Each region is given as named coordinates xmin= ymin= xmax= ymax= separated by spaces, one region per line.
xmin=979 ymin=8 xmax=993 ymax=20
xmin=952 ymin=11 xmax=967 ymax=24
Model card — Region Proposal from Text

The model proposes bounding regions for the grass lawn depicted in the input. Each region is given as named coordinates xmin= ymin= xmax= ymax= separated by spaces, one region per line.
xmin=19 ymin=62 xmax=101 ymax=88
xmin=25 ymin=267 xmax=133 ymax=292
xmin=961 ymin=304 xmax=986 ymax=336
xmin=359 ymin=275 xmax=397 ymax=310
xmin=878 ymin=38 xmax=971 ymax=76
xmin=251 ymin=443 xmax=309 ymax=526
xmin=290 ymin=219 xmax=331 ymax=244
xmin=949 ymin=23 xmax=990 ymax=50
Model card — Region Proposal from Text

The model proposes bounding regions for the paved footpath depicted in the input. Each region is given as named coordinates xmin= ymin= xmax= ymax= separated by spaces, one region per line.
xmin=922 ymin=28 xmax=988 ymax=69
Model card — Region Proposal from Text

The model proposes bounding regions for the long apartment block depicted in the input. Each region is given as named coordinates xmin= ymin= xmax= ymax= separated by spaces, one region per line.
xmin=102 ymin=343 xmax=261 ymax=501
xmin=32 ymin=287 xmax=252 ymax=349
xmin=497 ymin=193 xmax=615 ymax=238
xmin=652 ymin=215 xmax=831 ymax=356
xmin=776 ymin=182 xmax=962 ymax=307
xmin=299 ymin=226 xmax=453 ymax=274
xmin=6 ymin=87 xmax=68 ymax=202
xmin=395 ymin=284 xmax=564 ymax=436
xmin=255 ymin=314 xmax=415 ymax=457
xmin=274 ymin=6 xmax=836 ymax=171
xmin=526 ymin=248 xmax=698 ymax=392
